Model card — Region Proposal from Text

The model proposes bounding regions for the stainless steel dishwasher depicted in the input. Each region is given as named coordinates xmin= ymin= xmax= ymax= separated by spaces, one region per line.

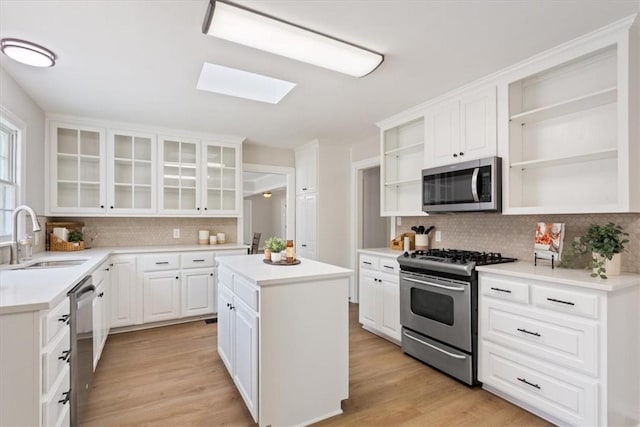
xmin=68 ymin=276 xmax=95 ymax=427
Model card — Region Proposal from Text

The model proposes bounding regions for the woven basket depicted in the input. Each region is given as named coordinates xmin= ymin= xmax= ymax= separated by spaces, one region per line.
xmin=50 ymin=235 xmax=85 ymax=252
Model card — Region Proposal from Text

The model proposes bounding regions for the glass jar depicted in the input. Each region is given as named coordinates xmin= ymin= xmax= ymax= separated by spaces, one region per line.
xmin=286 ymin=240 xmax=294 ymax=263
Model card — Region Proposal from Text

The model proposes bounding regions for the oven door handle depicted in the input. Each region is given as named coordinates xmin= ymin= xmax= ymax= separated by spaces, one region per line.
xmin=471 ymin=167 xmax=480 ymax=202
xmin=404 ymin=277 xmax=465 ymax=292
xmin=403 ymin=331 xmax=467 ymax=360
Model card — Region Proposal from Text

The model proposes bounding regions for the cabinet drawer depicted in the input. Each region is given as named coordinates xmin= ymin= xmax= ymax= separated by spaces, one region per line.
xmin=42 ymin=364 xmax=70 ymax=427
xmin=218 ymin=266 xmax=233 ymax=290
xmin=481 ymin=342 xmax=597 ymax=426
xmin=379 ymin=257 xmax=399 ymax=275
xmin=42 ymin=326 xmax=71 ymax=392
xmin=532 ymin=286 xmax=599 ymax=319
xmin=43 ymin=298 xmax=70 ymax=347
xmin=181 ymin=252 xmax=215 ymax=269
xmin=56 ymin=404 xmax=70 ymax=427
xmin=91 ymin=261 xmax=106 ymax=286
xmin=359 ymin=255 xmax=379 ymax=271
xmin=234 ymin=274 xmax=258 ymax=312
xmin=481 ymin=276 xmax=529 ymax=304
xmin=482 ymin=301 xmax=598 ymax=376
xmin=142 ymin=254 xmax=180 ymax=271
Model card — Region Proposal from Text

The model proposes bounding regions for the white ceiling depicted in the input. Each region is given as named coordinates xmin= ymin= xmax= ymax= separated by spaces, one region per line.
xmin=0 ymin=1 xmax=638 ymax=149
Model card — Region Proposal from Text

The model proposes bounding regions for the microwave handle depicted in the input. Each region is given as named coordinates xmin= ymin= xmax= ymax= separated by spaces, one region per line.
xmin=471 ymin=167 xmax=480 ymax=202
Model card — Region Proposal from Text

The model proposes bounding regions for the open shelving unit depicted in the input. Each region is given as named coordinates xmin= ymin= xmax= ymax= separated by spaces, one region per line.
xmin=380 ymin=117 xmax=426 ymax=216
xmin=506 ymin=44 xmax=622 ymax=213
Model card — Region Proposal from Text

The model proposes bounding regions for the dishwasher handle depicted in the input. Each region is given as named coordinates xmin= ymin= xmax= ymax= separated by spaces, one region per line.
xmin=76 ymin=284 xmax=95 ymax=300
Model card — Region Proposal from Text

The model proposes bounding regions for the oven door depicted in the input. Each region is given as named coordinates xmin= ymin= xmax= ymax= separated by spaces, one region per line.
xmin=400 ymin=271 xmax=472 ymax=352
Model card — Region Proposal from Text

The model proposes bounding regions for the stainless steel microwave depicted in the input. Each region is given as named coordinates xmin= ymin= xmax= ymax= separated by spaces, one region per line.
xmin=422 ymin=157 xmax=501 ymax=213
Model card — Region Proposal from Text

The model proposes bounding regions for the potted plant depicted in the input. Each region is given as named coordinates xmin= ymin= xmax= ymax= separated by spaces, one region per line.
xmin=570 ymin=222 xmax=629 ymax=279
xmin=265 ymin=237 xmax=286 ymax=262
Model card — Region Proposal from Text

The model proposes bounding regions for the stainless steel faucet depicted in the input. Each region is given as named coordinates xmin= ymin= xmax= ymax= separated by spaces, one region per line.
xmin=10 ymin=205 xmax=42 ymax=265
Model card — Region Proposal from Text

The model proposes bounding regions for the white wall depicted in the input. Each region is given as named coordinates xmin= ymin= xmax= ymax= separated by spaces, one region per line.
xmin=246 ymin=189 xmax=286 ymax=244
xmin=349 ymin=134 xmax=378 ymax=163
xmin=0 ymin=66 xmax=45 ymax=212
xmin=243 ymin=143 xmax=295 ymax=167
xmin=362 ymin=167 xmax=388 ymax=248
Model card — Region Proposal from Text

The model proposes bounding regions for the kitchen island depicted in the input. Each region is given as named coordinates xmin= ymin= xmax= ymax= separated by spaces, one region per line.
xmin=215 ymin=254 xmax=352 ymax=427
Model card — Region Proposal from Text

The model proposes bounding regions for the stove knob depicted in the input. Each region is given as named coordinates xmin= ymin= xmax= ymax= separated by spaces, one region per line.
xmin=403 ymin=252 xmax=409 ymax=257
xmin=410 ymin=252 xmax=416 ymax=258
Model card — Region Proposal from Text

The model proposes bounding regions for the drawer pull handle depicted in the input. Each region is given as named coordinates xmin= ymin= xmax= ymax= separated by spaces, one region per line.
xmin=490 ymin=287 xmax=511 ymax=294
xmin=517 ymin=328 xmax=541 ymax=337
xmin=362 ymin=261 xmax=372 ymax=265
xmin=517 ymin=377 xmax=541 ymax=390
xmin=58 ymin=350 xmax=71 ymax=362
xmin=383 ymin=265 xmax=394 ymax=269
xmin=546 ymin=297 xmax=575 ymax=306
xmin=155 ymin=261 xmax=169 ymax=265
xmin=58 ymin=314 xmax=70 ymax=324
xmin=58 ymin=390 xmax=71 ymax=405
xmin=193 ymin=259 xmax=205 ymax=262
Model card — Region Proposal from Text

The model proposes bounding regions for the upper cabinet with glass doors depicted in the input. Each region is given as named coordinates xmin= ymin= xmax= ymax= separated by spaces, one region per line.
xmin=107 ymin=130 xmax=156 ymax=214
xmin=49 ymin=122 xmax=106 ymax=215
xmin=158 ymin=137 xmax=241 ymax=216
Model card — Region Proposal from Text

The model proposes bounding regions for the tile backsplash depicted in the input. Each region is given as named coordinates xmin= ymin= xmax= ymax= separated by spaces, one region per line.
xmin=51 ymin=217 xmax=238 ymax=248
xmin=398 ymin=213 xmax=640 ymax=274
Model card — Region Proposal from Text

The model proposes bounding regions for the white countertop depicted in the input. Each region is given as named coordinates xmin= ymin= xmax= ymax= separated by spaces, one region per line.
xmin=0 ymin=243 xmax=248 ymax=315
xmin=217 ymin=254 xmax=352 ymax=286
xmin=476 ymin=261 xmax=640 ymax=292
xmin=357 ymin=247 xmax=404 ymax=258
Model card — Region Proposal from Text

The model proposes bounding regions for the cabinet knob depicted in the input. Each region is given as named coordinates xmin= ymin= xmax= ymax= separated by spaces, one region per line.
xmin=58 ymin=314 xmax=70 ymax=324
xmin=98 ymin=292 xmax=104 ymax=297
xmin=197 ymin=207 xmax=200 ymax=211
xmin=302 ymin=187 xmax=307 ymax=191
xmin=58 ymin=349 xmax=71 ymax=362
xmin=226 ymin=303 xmax=231 ymax=308
xmin=175 ymin=276 xmax=179 ymax=280
xmin=210 ymin=273 xmax=214 ymax=277
xmin=452 ymin=153 xmax=458 ymax=158
xmin=301 ymin=244 xmax=307 ymax=247
xmin=204 ymin=207 xmax=208 ymax=211
xmin=105 ymin=268 xmax=110 ymax=272
xmin=58 ymin=390 xmax=71 ymax=405
xmin=110 ymin=263 xmax=114 ymax=267
xmin=459 ymin=152 xmax=464 ymax=156
xmin=100 ymin=205 xmax=104 ymax=209
xmin=110 ymin=206 xmax=114 ymax=209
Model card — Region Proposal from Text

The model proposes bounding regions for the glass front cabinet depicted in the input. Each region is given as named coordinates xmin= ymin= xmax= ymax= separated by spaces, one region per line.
xmin=48 ymin=120 xmax=242 ymax=217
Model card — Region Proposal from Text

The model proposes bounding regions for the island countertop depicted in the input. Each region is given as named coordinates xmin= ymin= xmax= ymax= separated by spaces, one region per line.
xmin=216 ymin=254 xmax=352 ymax=286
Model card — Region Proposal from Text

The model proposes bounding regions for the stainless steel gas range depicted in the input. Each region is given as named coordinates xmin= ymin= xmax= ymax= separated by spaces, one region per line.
xmin=397 ymin=249 xmax=516 ymax=385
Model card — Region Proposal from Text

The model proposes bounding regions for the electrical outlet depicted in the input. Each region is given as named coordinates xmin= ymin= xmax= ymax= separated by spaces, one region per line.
xmin=396 ymin=217 xmax=402 ymax=226
xmin=435 ymin=231 xmax=442 ymax=242
xmin=173 ymin=228 xmax=180 ymax=239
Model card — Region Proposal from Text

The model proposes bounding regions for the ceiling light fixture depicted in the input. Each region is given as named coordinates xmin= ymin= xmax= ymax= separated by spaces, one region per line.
xmin=0 ymin=38 xmax=56 ymax=67
xmin=202 ymin=0 xmax=383 ymax=77
xmin=263 ymin=192 xmax=272 ymax=198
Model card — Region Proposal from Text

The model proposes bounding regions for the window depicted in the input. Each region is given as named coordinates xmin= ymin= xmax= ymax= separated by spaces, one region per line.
xmin=0 ymin=123 xmax=18 ymax=238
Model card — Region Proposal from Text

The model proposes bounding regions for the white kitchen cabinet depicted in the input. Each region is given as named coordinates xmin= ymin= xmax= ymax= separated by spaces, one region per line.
xmin=379 ymin=115 xmax=425 ymax=216
xmin=294 ymin=141 xmax=318 ymax=194
xmin=142 ymin=271 xmax=181 ymax=323
xmin=48 ymin=121 xmax=107 ymax=215
xmin=501 ymin=15 xmax=639 ymax=214
xmin=110 ymin=255 xmax=138 ymax=328
xmin=159 ymin=136 xmax=241 ymax=216
xmin=0 ymin=297 xmax=71 ymax=427
xmin=295 ymin=193 xmax=317 ymax=260
xmin=357 ymin=252 xmax=401 ymax=343
xmin=182 ymin=268 xmax=215 ymax=317
xmin=217 ymin=268 xmax=259 ymax=421
xmin=424 ymin=85 xmax=497 ymax=168
xmin=92 ymin=260 xmax=111 ymax=370
xmin=478 ymin=266 xmax=640 ymax=426
xmin=107 ymin=129 xmax=156 ymax=214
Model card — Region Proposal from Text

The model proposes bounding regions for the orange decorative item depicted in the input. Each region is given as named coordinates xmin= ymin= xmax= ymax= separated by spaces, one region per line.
xmin=286 ymin=240 xmax=294 ymax=263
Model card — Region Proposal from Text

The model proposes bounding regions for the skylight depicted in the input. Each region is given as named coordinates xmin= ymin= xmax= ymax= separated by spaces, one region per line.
xmin=196 ymin=62 xmax=296 ymax=104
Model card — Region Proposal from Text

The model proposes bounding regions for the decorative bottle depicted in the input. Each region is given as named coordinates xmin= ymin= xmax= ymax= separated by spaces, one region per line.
xmin=286 ymin=240 xmax=294 ymax=263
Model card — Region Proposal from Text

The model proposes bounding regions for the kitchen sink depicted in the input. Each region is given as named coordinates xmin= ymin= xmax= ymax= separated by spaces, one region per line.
xmin=16 ymin=259 xmax=88 ymax=270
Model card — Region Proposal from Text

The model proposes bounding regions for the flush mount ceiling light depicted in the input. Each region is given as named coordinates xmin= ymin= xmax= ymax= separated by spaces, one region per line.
xmin=197 ymin=62 xmax=296 ymax=104
xmin=202 ymin=0 xmax=383 ymax=77
xmin=263 ymin=192 xmax=272 ymax=198
xmin=0 ymin=38 xmax=56 ymax=67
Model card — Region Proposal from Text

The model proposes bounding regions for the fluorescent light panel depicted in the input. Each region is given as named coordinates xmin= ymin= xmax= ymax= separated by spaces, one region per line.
xmin=202 ymin=1 xmax=383 ymax=77
xmin=197 ymin=62 xmax=296 ymax=104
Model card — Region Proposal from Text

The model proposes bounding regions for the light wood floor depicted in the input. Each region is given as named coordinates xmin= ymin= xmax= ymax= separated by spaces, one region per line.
xmin=83 ymin=304 xmax=551 ymax=426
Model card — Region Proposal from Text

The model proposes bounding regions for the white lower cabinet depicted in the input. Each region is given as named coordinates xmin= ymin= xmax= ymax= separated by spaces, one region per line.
xmin=357 ymin=252 xmax=401 ymax=343
xmin=182 ymin=268 xmax=215 ymax=317
xmin=0 ymin=297 xmax=71 ymax=427
xmin=217 ymin=275 xmax=259 ymax=421
xmin=92 ymin=260 xmax=111 ymax=370
xmin=478 ymin=269 xmax=640 ymax=426
xmin=110 ymin=255 xmax=138 ymax=327
xmin=143 ymin=271 xmax=181 ymax=323
xmin=295 ymin=193 xmax=317 ymax=260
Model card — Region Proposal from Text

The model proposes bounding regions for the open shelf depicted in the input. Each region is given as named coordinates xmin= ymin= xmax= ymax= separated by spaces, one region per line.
xmin=384 ymin=178 xmax=421 ymax=187
xmin=510 ymin=148 xmax=617 ymax=170
xmin=384 ymin=142 xmax=423 ymax=156
xmin=510 ymin=86 xmax=616 ymax=125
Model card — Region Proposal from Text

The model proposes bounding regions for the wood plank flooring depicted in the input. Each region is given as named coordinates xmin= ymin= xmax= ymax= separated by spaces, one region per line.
xmin=83 ymin=304 xmax=550 ymax=426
